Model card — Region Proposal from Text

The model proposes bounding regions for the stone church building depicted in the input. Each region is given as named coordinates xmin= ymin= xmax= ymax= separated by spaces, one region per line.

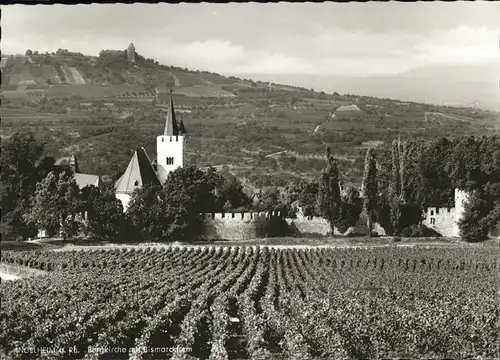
xmin=114 ymin=90 xmax=187 ymax=211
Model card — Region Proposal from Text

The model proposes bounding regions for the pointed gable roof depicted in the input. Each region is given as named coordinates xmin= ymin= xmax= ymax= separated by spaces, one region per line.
xmin=178 ymin=115 xmax=187 ymax=136
xmin=115 ymin=147 xmax=160 ymax=194
xmin=164 ymin=89 xmax=179 ymax=136
xmin=74 ymin=173 xmax=102 ymax=189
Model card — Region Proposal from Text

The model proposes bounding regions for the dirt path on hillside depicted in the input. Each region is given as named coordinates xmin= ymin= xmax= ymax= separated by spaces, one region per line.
xmin=424 ymin=112 xmax=471 ymax=123
xmin=169 ymin=72 xmax=181 ymax=86
xmin=69 ymin=67 xmax=86 ymax=84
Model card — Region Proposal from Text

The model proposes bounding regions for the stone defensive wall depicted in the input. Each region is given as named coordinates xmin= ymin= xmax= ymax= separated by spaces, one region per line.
xmin=201 ymin=211 xmax=385 ymax=240
xmin=202 ymin=211 xmax=281 ymax=241
xmin=422 ymin=206 xmax=459 ymax=237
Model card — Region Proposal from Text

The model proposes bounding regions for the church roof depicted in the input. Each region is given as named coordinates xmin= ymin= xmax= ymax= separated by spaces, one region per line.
xmin=74 ymin=173 xmax=102 ymax=189
xmin=164 ymin=90 xmax=179 ymax=136
xmin=115 ymin=147 xmax=160 ymax=194
xmin=55 ymin=154 xmax=100 ymax=189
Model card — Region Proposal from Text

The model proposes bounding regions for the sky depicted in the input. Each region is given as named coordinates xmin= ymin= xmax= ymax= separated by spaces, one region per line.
xmin=2 ymin=2 xmax=499 ymax=77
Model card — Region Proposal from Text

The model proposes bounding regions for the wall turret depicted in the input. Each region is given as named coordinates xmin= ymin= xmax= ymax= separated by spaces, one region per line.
xmin=454 ymin=188 xmax=469 ymax=222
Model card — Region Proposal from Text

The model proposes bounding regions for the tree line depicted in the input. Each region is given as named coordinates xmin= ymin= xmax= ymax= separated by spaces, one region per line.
xmin=1 ymin=132 xmax=498 ymax=243
xmin=248 ymin=135 xmax=499 ymax=241
xmin=0 ymin=132 xmax=254 ymax=242
xmin=314 ymin=135 xmax=500 ymax=241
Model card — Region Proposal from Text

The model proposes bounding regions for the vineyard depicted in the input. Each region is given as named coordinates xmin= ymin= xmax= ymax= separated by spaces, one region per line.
xmin=1 ymin=246 xmax=498 ymax=360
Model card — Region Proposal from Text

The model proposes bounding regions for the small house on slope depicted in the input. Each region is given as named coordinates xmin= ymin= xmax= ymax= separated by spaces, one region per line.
xmin=331 ymin=104 xmax=363 ymax=120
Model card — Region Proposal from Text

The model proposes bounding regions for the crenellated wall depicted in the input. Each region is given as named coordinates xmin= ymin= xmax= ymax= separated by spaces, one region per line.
xmin=422 ymin=206 xmax=459 ymax=237
xmin=422 ymin=189 xmax=471 ymax=237
xmin=286 ymin=214 xmax=331 ymax=236
xmin=201 ymin=211 xmax=385 ymax=240
xmin=202 ymin=211 xmax=282 ymax=240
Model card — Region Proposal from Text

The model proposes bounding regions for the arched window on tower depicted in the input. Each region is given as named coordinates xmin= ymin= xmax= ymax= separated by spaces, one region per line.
xmin=166 ymin=157 xmax=174 ymax=165
xmin=134 ymin=180 xmax=139 ymax=186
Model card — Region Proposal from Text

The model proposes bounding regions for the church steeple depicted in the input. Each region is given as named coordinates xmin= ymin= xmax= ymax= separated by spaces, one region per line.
xmin=164 ymin=89 xmax=179 ymax=136
xmin=156 ymin=88 xmax=185 ymax=185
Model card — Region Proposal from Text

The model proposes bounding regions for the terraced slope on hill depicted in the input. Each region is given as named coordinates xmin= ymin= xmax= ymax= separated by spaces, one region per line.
xmin=1 ymin=51 xmax=240 ymax=100
xmin=1 ymin=48 xmax=498 ymax=190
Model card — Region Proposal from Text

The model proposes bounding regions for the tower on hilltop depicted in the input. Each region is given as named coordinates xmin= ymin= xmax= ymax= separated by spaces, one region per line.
xmin=156 ymin=89 xmax=186 ymax=185
xmin=127 ymin=43 xmax=136 ymax=63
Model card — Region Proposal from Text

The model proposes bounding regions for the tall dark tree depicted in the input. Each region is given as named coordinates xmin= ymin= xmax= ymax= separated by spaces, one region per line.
xmin=362 ymin=148 xmax=378 ymax=235
xmin=390 ymin=138 xmax=401 ymax=199
xmin=335 ymin=186 xmax=362 ymax=234
xmin=316 ymin=147 xmax=342 ymax=235
xmin=297 ymin=180 xmax=320 ymax=217
xmin=388 ymin=137 xmax=406 ymax=234
xmin=403 ymin=140 xmax=426 ymax=207
xmin=422 ymin=137 xmax=454 ymax=207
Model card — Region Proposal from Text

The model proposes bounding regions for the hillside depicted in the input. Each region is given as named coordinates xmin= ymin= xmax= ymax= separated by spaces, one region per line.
xmin=242 ymin=62 xmax=499 ymax=112
xmin=1 ymin=47 xmax=499 ymax=190
xmin=1 ymin=48 xmax=256 ymax=100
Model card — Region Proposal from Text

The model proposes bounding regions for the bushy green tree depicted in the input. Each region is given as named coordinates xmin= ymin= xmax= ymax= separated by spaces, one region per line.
xmin=164 ymin=165 xmax=218 ymax=213
xmin=316 ymin=147 xmax=342 ymax=234
xmin=215 ymin=172 xmax=251 ymax=211
xmin=459 ymin=190 xmax=492 ymax=242
xmin=127 ymin=184 xmax=169 ymax=242
xmin=257 ymin=187 xmax=281 ymax=212
xmin=0 ymin=132 xmax=56 ymax=240
xmin=127 ymin=183 xmax=200 ymax=242
xmin=26 ymin=171 xmax=81 ymax=241
xmin=127 ymin=165 xmax=219 ymax=242
xmin=82 ymin=186 xmax=125 ymax=241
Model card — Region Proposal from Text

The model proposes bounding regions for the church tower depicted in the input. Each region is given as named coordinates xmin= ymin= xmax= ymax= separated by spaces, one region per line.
xmin=156 ymin=90 xmax=185 ymax=185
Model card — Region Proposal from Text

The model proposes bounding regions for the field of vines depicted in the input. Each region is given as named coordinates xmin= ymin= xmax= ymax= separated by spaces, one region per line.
xmin=1 ymin=246 xmax=498 ymax=360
